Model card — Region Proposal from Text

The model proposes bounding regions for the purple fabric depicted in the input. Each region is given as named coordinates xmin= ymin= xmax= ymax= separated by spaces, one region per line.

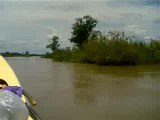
xmin=3 ymin=86 xmax=23 ymax=98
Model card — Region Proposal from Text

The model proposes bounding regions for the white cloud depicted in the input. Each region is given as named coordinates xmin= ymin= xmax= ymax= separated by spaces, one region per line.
xmin=0 ymin=1 xmax=159 ymax=53
xmin=124 ymin=25 xmax=146 ymax=36
xmin=5 ymin=0 xmax=110 ymax=1
xmin=144 ymin=36 xmax=151 ymax=40
xmin=47 ymin=26 xmax=60 ymax=39
xmin=0 ymin=33 xmax=6 ymax=41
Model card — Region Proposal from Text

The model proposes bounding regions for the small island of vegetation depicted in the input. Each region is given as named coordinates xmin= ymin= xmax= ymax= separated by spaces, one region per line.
xmin=45 ymin=15 xmax=160 ymax=65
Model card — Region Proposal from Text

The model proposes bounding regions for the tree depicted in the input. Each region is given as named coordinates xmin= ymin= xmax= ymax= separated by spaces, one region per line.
xmin=88 ymin=30 xmax=102 ymax=41
xmin=46 ymin=36 xmax=60 ymax=52
xmin=69 ymin=15 xmax=98 ymax=48
xmin=25 ymin=51 xmax=29 ymax=55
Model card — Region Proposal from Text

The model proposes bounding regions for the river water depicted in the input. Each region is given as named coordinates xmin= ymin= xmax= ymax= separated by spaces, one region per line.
xmin=6 ymin=57 xmax=160 ymax=120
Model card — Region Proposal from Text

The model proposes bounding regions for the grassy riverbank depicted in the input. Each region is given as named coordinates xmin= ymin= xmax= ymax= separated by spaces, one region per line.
xmin=1 ymin=52 xmax=41 ymax=57
xmin=46 ymin=36 xmax=160 ymax=65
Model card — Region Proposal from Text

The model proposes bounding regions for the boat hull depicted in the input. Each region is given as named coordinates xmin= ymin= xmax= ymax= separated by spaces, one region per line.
xmin=0 ymin=56 xmax=33 ymax=120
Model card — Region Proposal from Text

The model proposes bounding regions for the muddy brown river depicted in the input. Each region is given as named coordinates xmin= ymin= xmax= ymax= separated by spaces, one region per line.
xmin=6 ymin=57 xmax=160 ymax=120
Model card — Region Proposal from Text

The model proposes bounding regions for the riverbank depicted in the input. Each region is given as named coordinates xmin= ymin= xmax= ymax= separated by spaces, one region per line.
xmin=45 ymin=37 xmax=160 ymax=65
xmin=1 ymin=52 xmax=42 ymax=57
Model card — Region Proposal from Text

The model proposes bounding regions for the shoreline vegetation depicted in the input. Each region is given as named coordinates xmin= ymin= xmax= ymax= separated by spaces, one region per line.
xmin=44 ymin=15 xmax=160 ymax=65
xmin=2 ymin=15 xmax=160 ymax=66
xmin=44 ymin=36 xmax=160 ymax=65
xmin=1 ymin=52 xmax=41 ymax=57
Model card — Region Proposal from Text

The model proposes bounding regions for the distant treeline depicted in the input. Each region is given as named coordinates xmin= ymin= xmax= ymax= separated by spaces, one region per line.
xmin=45 ymin=15 xmax=160 ymax=65
xmin=1 ymin=51 xmax=40 ymax=57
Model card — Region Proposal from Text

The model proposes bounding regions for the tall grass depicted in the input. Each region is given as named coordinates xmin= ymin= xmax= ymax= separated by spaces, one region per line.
xmin=49 ymin=31 xmax=160 ymax=65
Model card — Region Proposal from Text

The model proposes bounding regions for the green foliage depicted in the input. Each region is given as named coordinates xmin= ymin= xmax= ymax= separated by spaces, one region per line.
xmin=82 ymin=31 xmax=139 ymax=65
xmin=51 ymin=47 xmax=84 ymax=62
xmin=147 ymin=40 xmax=160 ymax=63
xmin=45 ymin=14 xmax=160 ymax=65
xmin=69 ymin=15 xmax=98 ymax=48
xmin=43 ymin=52 xmax=52 ymax=58
xmin=25 ymin=51 xmax=29 ymax=55
xmin=52 ymin=48 xmax=72 ymax=62
xmin=1 ymin=52 xmax=32 ymax=57
xmin=46 ymin=36 xmax=60 ymax=52
xmin=50 ymin=31 xmax=160 ymax=65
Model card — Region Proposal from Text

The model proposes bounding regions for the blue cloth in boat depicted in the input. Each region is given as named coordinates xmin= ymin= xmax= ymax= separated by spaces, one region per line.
xmin=3 ymin=86 xmax=23 ymax=98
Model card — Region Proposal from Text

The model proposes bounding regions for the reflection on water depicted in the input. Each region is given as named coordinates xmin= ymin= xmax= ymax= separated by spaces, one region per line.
xmin=6 ymin=57 xmax=160 ymax=120
xmin=73 ymin=74 xmax=96 ymax=104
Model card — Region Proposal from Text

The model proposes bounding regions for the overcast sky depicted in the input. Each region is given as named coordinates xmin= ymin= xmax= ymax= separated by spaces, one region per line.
xmin=0 ymin=0 xmax=159 ymax=54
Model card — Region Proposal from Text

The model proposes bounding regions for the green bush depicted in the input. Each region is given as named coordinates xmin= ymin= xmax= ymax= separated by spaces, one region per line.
xmin=47 ymin=31 xmax=160 ymax=65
